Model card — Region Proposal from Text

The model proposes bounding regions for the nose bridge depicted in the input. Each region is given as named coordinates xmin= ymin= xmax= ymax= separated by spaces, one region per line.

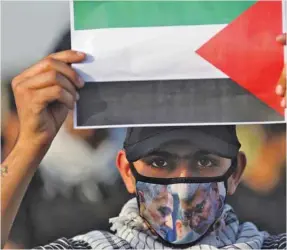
xmin=175 ymin=161 xmax=192 ymax=177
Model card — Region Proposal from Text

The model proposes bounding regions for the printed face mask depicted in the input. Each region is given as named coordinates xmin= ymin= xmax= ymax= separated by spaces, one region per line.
xmin=129 ymin=161 xmax=236 ymax=247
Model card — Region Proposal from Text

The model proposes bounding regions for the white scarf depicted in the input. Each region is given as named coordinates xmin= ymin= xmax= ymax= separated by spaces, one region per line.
xmin=108 ymin=198 xmax=269 ymax=249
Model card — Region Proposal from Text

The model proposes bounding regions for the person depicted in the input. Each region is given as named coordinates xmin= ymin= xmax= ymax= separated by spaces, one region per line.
xmin=1 ymin=30 xmax=132 ymax=248
xmin=137 ymin=183 xmax=174 ymax=236
xmin=174 ymin=183 xmax=225 ymax=244
xmin=1 ymin=34 xmax=286 ymax=249
xmin=1 ymin=85 xmax=132 ymax=248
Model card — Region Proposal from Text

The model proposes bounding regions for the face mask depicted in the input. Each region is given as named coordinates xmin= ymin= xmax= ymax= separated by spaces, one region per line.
xmin=129 ymin=160 xmax=236 ymax=247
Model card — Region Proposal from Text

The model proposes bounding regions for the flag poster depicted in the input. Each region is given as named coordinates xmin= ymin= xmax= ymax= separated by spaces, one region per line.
xmin=71 ymin=1 xmax=286 ymax=128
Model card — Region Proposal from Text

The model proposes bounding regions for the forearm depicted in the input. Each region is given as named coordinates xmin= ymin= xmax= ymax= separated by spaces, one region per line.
xmin=1 ymin=141 xmax=48 ymax=248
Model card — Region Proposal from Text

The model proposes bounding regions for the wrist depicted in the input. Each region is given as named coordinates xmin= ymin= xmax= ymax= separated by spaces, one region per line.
xmin=12 ymin=136 xmax=51 ymax=165
xmin=17 ymin=131 xmax=52 ymax=154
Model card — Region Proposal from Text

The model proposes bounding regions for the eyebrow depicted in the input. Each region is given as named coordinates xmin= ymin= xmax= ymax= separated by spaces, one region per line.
xmin=142 ymin=149 xmax=215 ymax=159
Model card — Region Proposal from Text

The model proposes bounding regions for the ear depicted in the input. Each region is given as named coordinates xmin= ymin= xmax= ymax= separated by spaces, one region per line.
xmin=227 ymin=152 xmax=247 ymax=195
xmin=116 ymin=150 xmax=136 ymax=194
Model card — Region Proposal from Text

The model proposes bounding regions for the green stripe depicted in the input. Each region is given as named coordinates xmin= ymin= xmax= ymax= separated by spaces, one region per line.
xmin=74 ymin=1 xmax=256 ymax=30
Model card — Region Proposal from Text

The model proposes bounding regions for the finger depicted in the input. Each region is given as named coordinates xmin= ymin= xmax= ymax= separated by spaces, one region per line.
xmin=275 ymin=66 xmax=286 ymax=97
xmin=280 ymin=98 xmax=286 ymax=108
xmin=34 ymin=85 xmax=75 ymax=110
xmin=47 ymin=50 xmax=86 ymax=63
xmin=276 ymin=33 xmax=286 ymax=45
xmin=42 ymin=58 xmax=85 ymax=88
xmin=13 ymin=50 xmax=85 ymax=87
xmin=16 ymin=70 xmax=79 ymax=101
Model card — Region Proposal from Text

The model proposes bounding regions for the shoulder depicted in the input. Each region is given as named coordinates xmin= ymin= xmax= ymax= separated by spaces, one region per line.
xmin=33 ymin=230 xmax=132 ymax=250
xmin=262 ymin=233 xmax=286 ymax=249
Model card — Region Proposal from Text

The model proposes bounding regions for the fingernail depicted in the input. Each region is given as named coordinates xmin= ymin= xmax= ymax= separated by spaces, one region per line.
xmin=77 ymin=51 xmax=85 ymax=56
xmin=78 ymin=76 xmax=85 ymax=87
xmin=275 ymin=85 xmax=283 ymax=95
xmin=76 ymin=92 xmax=80 ymax=101
xmin=276 ymin=34 xmax=286 ymax=43
xmin=280 ymin=98 xmax=285 ymax=108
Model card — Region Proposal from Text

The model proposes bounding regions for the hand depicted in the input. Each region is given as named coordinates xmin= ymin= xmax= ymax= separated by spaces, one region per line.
xmin=275 ymin=33 xmax=286 ymax=108
xmin=11 ymin=50 xmax=86 ymax=150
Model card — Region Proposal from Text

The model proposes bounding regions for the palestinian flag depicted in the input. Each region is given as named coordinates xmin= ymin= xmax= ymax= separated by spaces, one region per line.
xmin=71 ymin=1 xmax=285 ymax=127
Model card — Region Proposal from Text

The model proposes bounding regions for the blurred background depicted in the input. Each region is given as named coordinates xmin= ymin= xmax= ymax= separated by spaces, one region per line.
xmin=1 ymin=1 xmax=286 ymax=249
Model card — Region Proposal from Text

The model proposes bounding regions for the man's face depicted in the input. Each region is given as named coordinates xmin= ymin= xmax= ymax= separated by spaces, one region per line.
xmin=133 ymin=141 xmax=231 ymax=232
xmin=181 ymin=188 xmax=214 ymax=231
xmin=141 ymin=187 xmax=174 ymax=229
xmin=133 ymin=141 xmax=232 ymax=179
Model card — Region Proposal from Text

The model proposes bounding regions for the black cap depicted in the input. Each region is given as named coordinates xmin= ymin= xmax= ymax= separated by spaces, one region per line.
xmin=123 ymin=125 xmax=241 ymax=162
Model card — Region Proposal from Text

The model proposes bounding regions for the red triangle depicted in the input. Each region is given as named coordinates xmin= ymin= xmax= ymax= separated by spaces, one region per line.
xmin=196 ymin=0 xmax=284 ymax=116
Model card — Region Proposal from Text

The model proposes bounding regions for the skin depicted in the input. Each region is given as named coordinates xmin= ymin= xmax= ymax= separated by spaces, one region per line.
xmin=139 ymin=189 xmax=174 ymax=230
xmin=275 ymin=33 xmax=286 ymax=108
xmin=182 ymin=189 xmax=212 ymax=228
xmin=1 ymin=34 xmax=285 ymax=249
xmin=1 ymin=109 xmax=106 ymax=160
xmin=134 ymin=142 xmax=233 ymax=178
xmin=181 ymin=185 xmax=221 ymax=235
xmin=1 ymin=50 xmax=86 ymax=248
xmin=176 ymin=184 xmax=220 ymax=241
xmin=117 ymin=147 xmax=246 ymax=196
xmin=175 ymin=220 xmax=191 ymax=241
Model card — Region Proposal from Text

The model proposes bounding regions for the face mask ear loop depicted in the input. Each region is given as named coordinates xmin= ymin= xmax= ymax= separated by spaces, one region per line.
xmin=129 ymin=163 xmax=142 ymax=180
xmin=224 ymin=158 xmax=237 ymax=191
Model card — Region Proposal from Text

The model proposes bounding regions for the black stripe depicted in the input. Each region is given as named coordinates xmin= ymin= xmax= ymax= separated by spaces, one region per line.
xmin=77 ymin=79 xmax=282 ymax=127
xmin=278 ymin=241 xmax=286 ymax=249
xmin=120 ymin=225 xmax=130 ymax=240
xmin=227 ymin=224 xmax=236 ymax=236
xmin=238 ymin=228 xmax=256 ymax=234
xmin=221 ymin=229 xmax=233 ymax=243
xmin=103 ymin=231 xmax=123 ymax=249
xmin=153 ymin=235 xmax=157 ymax=249
xmin=102 ymin=243 xmax=113 ymax=249
xmin=135 ymin=230 xmax=142 ymax=249
xmin=238 ymin=234 xmax=261 ymax=241
xmin=225 ymin=217 xmax=237 ymax=226
xmin=219 ymin=236 xmax=228 ymax=246
xmin=144 ymin=233 xmax=149 ymax=247
xmin=244 ymin=242 xmax=254 ymax=249
xmin=93 ymin=238 xmax=110 ymax=249
xmin=58 ymin=239 xmax=71 ymax=249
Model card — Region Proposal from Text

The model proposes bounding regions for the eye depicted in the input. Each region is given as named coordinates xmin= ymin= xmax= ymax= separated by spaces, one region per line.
xmin=197 ymin=156 xmax=214 ymax=168
xmin=195 ymin=202 xmax=205 ymax=212
xmin=193 ymin=200 xmax=206 ymax=214
xmin=183 ymin=211 xmax=193 ymax=219
xmin=151 ymin=158 xmax=168 ymax=169
xmin=158 ymin=206 xmax=172 ymax=217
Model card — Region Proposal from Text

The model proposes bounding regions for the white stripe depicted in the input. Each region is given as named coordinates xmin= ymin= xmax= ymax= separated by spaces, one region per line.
xmin=72 ymin=25 xmax=228 ymax=82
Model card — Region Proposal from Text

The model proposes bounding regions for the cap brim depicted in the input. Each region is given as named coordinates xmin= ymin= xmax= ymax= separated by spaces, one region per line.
xmin=125 ymin=128 xmax=239 ymax=162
